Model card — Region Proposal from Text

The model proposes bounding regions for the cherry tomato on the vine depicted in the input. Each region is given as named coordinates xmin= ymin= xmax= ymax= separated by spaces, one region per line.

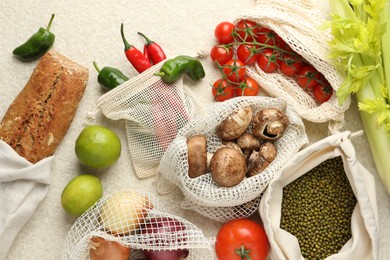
xmin=256 ymin=28 xmax=278 ymax=46
xmin=236 ymin=77 xmax=260 ymax=96
xmin=215 ymin=218 xmax=269 ymax=260
xmin=235 ymin=19 xmax=261 ymax=42
xmin=257 ymin=48 xmax=279 ymax=73
xmin=223 ymin=59 xmax=247 ymax=83
xmin=210 ymin=45 xmax=234 ymax=66
xmin=212 ymin=79 xmax=235 ymax=102
xmin=215 ymin=21 xmax=235 ymax=44
xmin=278 ymin=53 xmax=303 ymax=77
xmin=237 ymin=44 xmax=259 ymax=66
xmin=275 ymin=35 xmax=293 ymax=52
xmin=313 ymin=84 xmax=333 ymax=104
xmin=296 ymin=65 xmax=322 ymax=90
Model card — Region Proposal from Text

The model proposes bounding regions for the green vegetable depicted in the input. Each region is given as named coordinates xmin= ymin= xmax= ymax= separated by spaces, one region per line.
xmin=280 ymin=157 xmax=356 ymax=260
xmin=326 ymin=0 xmax=390 ymax=194
xmin=154 ymin=55 xmax=205 ymax=83
xmin=13 ymin=14 xmax=56 ymax=61
xmin=93 ymin=61 xmax=129 ymax=90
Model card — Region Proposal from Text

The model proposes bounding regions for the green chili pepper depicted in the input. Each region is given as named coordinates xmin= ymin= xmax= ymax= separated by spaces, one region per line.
xmin=13 ymin=14 xmax=56 ymax=61
xmin=93 ymin=61 xmax=129 ymax=90
xmin=154 ymin=55 xmax=205 ymax=83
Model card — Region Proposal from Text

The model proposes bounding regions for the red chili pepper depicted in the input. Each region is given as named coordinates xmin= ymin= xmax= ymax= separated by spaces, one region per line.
xmin=143 ymin=44 xmax=150 ymax=62
xmin=138 ymin=32 xmax=166 ymax=65
xmin=120 ymin=23 xmax=151 ymax=73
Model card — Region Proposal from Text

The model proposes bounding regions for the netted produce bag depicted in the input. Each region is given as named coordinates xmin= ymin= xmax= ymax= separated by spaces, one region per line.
xmin=88 ymin=62 xmax=204 ymax=178
xmin=233 ymin=0 xmax=350 ymax=126
xmin=62 ymin=189 xmax=215 ymax=259
xmin=260 ymin=131 xmax=379 ymax=260
xmin=158 ymin=96 xmax=308 ymax=222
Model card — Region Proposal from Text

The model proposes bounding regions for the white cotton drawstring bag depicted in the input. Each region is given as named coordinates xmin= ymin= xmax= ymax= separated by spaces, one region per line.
xmin=87 ymin=62 xmax=205 ymax=179
xmin=158 ymin=96 xmax=308 ymax=222
xmin=0 ymin=141 xmax=53 ymax=259
xmin=62 ymin=188 xmax=215 ymax=260
xmin=260 ymin=131 xmax=379 ymax=260
xmin=234 ymin=0 xmax=350 ymax=127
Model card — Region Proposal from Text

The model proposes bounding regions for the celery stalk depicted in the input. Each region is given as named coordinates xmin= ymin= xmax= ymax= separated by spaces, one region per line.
xmin=328 ymin=0 xmax=390 ymax=194
xmin=357 ymin=94 xmax=390 ymax=192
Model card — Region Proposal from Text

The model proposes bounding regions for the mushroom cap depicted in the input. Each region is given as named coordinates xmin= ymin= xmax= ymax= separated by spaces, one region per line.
xmin=259 ymin=142 xmax=277 ymax=162
xmin=187 ymin=135 xmax=208 ymax=178
xmin=221 ymin=140 xmax=243 ymax=154
xmin=215 ymin=106 xmax=253 ymax=140
xmin=236 ymin=132 xmax=261 ymax=151
xmin=210 ymin=146 xmax=247 ymax=187
xmin=251 ymin=108 xmax=289 ymax=141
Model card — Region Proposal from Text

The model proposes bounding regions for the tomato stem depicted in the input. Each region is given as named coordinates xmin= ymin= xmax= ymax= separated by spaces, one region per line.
xmin=235 ymin=245 xmax=252 ymax=260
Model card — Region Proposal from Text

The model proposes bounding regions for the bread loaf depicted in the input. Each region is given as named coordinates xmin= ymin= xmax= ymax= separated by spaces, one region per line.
xmin=0 ymin=50 xmax=89 ymax=163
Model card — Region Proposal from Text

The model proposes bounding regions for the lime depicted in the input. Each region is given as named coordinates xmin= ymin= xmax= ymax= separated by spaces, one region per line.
xmin=75 ymin=125 xmax=121 ymax=169
xmin=61 ymin=174 xmax=103 ymax=217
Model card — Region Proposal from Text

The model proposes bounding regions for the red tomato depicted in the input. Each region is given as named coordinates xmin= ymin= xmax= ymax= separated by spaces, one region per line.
xmin=236 ymin=77 xmax=260 ymax=96
xmin=215 ymin=21 xmax=235 ymax=44
xmin=235 ymin=19 xmax=261 ymax=42
xmin=210 ymin=45 xmax=234 ymax=66
xmin=257 ymin=48 xmax=278 ymax=73
xmin=236 ymin=44 xmax=259 ymax=65
xmin=215 ymin=218 xmax=269 ymax=260
xmin=256 ymin=28 xmax=278 ymax=46
xmin=223 ymin=59 xmax=247 ymax=83
xmin=275 ymin=35 xmax=293 ymax=51
xmin=296 ymin=65 xmax=322 ymax=90
xmin=278 ymin=53 xmax=303 ymax=77
xmin=212 ymin=79 xmax=235 ymax=102
xmin=313 ymin=84 xmax=333 ymax=104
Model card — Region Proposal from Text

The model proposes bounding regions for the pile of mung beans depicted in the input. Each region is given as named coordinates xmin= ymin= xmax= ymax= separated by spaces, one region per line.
xmin=280 ymin=156 xmax=357 ymax=260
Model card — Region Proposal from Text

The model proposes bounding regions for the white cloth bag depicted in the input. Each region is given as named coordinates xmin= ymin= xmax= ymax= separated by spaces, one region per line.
xmin=0 ymin=140 xmax=53 ymax=259
xmin=260 ymin=131 xmax=379 ymax=260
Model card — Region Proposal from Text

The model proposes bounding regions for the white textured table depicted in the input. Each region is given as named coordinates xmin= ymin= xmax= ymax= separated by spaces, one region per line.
xmin=1 ymin=0 xmax=389 ymax=259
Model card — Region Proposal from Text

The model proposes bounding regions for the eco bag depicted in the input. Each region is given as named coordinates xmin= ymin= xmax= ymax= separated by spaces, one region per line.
xmin=88 ymin=62 xmax=205 ymax=179
xmin=0 ymin=141 xmax=53 ymax=259
xmin=158 ymin=96 xmax=308 ymax=222
xmin=62 ymin=188 xmax=215 ymax=259
xmin=260 ymin=131 xmax=379 ymax=260
xmin=235 ymin=0 xmax=350 ymax=126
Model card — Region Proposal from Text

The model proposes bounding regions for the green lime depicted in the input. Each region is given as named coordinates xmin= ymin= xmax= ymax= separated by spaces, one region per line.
xmin=61 ymin=174 xmax=103 ymax=217
xmin=75 ymin=125 xmax=121 ymax=169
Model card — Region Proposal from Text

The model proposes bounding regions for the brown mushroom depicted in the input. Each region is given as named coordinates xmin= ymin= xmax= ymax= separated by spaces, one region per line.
xmin=247 ymin=142 xmax=277 ymax=177
xmin=259 ymin=142 xmax=277 ymax=162
xmin=247 ymin=151 xmax=270 ymax=177
xmin=215 ymin=106 xmax=253 ymax=140
xmin=187 ymin=135 xmax=208 ymax=178
xmin=236 ymin=132 xmax=261 ymax=160
xmin=222 ymin=140 xmax=243 ymax=154
xmin=210 ymin=146 xmax=247 ymax=187
xmin=251 ymin=108 xmax=289 ymax=141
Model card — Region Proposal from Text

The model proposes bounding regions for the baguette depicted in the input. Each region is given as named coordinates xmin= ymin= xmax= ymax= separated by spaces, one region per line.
xmin=0 ymin=50 xmax=89 ymax=163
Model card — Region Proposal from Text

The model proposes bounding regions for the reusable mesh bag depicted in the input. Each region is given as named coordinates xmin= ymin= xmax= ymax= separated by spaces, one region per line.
xmin=62 ymin=189 xmax=215 ymax=259
xmin=260 ymin=131 xmax=379 ymax=260
xmin=234 ymin=0 xmax=350 ymax=125
xmin=158 ymin=96 xmax=308 ymax=222
xmin=88 ymin=62 xmax=205 ymax=178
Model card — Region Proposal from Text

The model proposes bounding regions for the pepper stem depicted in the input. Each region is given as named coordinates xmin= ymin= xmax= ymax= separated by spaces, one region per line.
xmin=92 ymin=61 xmax=101 ymax=73
xmin=154 ymin=72 xmax=166 ymax=77
xmin=120 ymin=23 xmax=133 ymax=51
xmin=138 ymin=32 xmax=153 ymax=45
xmin=46 ymin=13 xmax=55 ymax=32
